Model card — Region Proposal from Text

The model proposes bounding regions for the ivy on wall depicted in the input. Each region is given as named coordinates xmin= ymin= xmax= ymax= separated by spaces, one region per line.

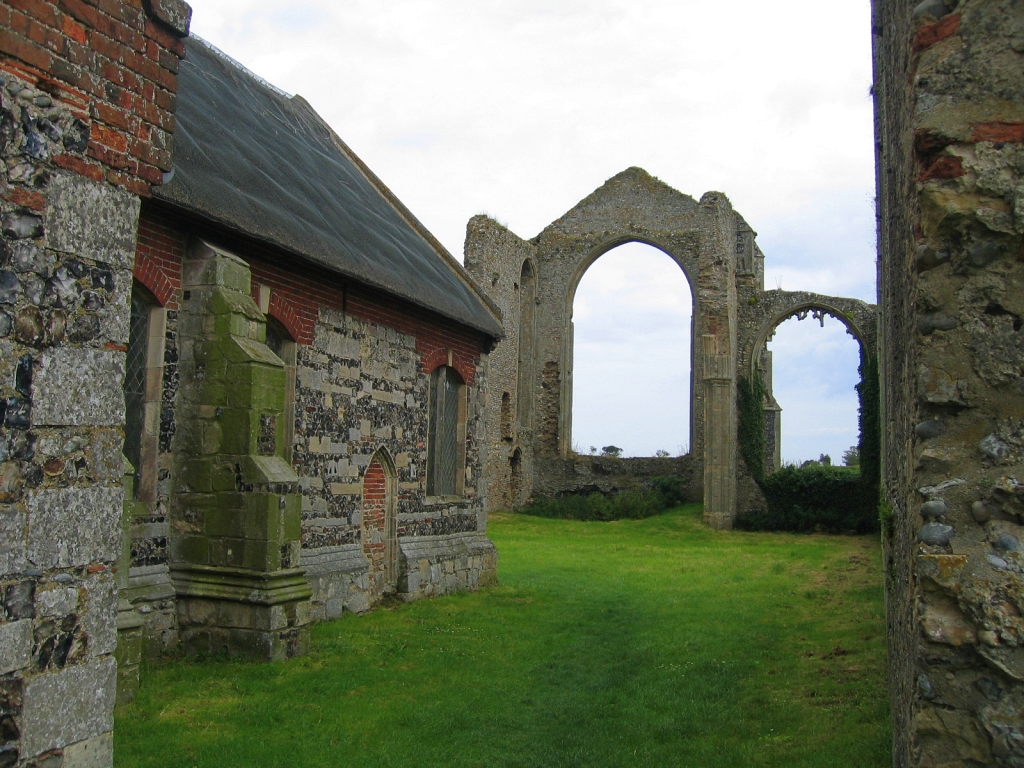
xmin=857 ymin=352 xmax=881 ymax=513
xmin=738 ymin=372 xmax=767 ymax=483
xmin=737 ymin=351 xmax=881 ymax=534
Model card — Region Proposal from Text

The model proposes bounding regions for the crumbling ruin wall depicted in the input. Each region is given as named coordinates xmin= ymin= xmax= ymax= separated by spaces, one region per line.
xmin=0 ymin=0 xmax=189 ymax=764
xmin=464 ymin=216 xmax=539 ymax=512
xmin=469 ymin=167 xmax=876 ymax=529
xmin=873 ymin=0 xmax=1024 ymax=764
xmin=531 ymin=454 xmax=702 ymax=502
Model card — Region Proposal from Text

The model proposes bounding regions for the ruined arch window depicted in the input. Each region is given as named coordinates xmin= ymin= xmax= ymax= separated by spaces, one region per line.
xmin=264 ymin=315 xmax=297 ymax=463
xmin=571 ymin=242 xmax=692 ymax=457
xmin=764 ymin=311 xmax=861 ymax=467
xmin=123 ymin=282 xmax=166 ymax=501
xmin=427 ymin=365 xmax=466 ymax=497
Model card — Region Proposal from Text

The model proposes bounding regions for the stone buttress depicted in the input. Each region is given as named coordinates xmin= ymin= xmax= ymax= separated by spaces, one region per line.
xmin=170 ymin=241 xmax=310 ymax=660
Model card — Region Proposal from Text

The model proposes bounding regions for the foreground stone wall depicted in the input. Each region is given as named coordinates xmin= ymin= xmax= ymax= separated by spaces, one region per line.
xmin=873 ymin=0 xmax=1024 ymax=764
xmin=0 ymin=0 xmax=189 ymax=764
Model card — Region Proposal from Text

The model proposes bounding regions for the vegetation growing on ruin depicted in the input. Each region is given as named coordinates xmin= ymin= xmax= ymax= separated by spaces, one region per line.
xmin=517 ymin=476 xmax=690 ymax=521
xmin=115 ymin=505 xmax=889 ymax=767
xmin=736 ymin=465 xmax=876 ymax=534
xmin=737 ymin=354 xmax=881 ymax=534
xmin=738 ymin=371 xmax=768 ymax=482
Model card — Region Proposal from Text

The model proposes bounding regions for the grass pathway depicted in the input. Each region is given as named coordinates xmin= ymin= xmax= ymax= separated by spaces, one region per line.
xmin=115 ymin=505 xmax=890 ymax=767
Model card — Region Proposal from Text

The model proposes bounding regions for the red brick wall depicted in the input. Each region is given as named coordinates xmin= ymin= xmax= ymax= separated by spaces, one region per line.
xmin=133 ymin=205 xmax=183 ymax=307
xmin=133 ymin=206 xmax=490 ymax=382
xmin=247 ymin=252 xmax=485 ymax=386
xmin=361 ymin=457 xmax=386 ymax=584
xmin=0 ymin=0 xmax=187 ymax=195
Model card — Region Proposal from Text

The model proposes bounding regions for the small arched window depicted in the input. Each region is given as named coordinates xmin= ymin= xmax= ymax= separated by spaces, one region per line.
xmin=427 ymin=365 xmax=466 ymax=497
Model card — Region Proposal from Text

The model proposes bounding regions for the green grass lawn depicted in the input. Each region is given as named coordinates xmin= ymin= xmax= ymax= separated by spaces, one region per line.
xmin=115 ymin=504 xmax=891 ymax=767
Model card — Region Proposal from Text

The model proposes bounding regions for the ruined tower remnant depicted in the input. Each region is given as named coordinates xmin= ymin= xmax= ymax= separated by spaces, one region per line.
xmin=466 ymin=167 xmax=876 ymax=527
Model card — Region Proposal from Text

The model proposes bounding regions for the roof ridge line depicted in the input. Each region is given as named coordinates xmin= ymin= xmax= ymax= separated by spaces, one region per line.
xmin=190 ymin=34 xmax=293 ymax=99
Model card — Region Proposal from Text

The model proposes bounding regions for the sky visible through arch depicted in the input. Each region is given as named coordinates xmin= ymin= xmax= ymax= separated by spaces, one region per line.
xmin=182 ymin=0 xmax=877 ymax=463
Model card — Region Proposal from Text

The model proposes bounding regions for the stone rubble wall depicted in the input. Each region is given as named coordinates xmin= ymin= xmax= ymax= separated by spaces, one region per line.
xmin=0 ymin=0 xmax=189 ymax=763
xmin=468 ymin=168 xmax=857 ymax=529
xmin=530 ymin=454 xmax=702 ymax=502
xmin=292 ymin=306 xmax=493 ymax=616
xmin=873 ymin=0 xmax=1024 ymax=765
xmin=463 ymin=214 xmax=538 ymax=512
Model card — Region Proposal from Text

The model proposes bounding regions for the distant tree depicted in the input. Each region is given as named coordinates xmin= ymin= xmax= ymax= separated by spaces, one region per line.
xmin=654 ymin=449 xmax=670 ymax=458
xmin=589 ymin=446 xmax=597 ymax=455
xmin=601 ymin=445 xmax=623 ymax=458
xmin=819 ymin=453 xmax=832 ymax=466
xmin=842 ymin=446 xmax=860 ymax=467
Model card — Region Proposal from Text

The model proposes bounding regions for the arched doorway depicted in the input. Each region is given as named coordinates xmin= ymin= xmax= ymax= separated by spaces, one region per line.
xmin=570 ymin=241 xmax=694 ymax=457
xmin=361 ymin=450 xmax=398 ymax=601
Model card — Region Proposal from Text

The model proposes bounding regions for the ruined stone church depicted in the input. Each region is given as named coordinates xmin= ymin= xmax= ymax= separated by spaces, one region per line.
xmin=0 ymin=0 xmax=1021 ymax=766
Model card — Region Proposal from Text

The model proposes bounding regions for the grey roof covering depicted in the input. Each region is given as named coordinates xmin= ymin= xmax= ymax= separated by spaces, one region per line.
xmin=154 ymin=37 xmax=502 ymax=338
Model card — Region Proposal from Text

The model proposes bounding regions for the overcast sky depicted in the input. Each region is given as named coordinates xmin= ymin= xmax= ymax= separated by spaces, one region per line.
xmin=185 ymin=0 xmax=876 ymax=464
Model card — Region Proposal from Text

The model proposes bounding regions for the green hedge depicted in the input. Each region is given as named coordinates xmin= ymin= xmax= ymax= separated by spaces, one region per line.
xmin=736 ymin=352 xmax=881 ymax=535
xmin=518 ymin=477 xmax=689 ymax=522
xmin=735 ymin=464 xmax=876 ymax=534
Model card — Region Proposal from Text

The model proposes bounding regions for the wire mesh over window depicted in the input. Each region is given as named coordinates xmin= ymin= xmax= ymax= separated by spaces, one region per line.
xmin=123 ymin=287 xmax=152 ymax=490
xmin=427 ymin=366 xmax=461 ymax=496
xmin=264 ymin=317 xmax=285 ymax=359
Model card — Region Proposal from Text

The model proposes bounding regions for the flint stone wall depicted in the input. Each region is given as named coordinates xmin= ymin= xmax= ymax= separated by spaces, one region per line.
xmin=295 ymin=307 xmax=494 ymax=618
xmin=873 ymin=0 xmax=1024 ymax=764
xmin=0 ymin=70 xmax=150 ymax=768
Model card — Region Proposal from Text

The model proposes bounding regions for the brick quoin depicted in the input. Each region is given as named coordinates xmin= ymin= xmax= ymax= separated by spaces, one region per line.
xmin=912 ymin=13 xmax=960 ymax=52
xmin=971 ymin=121 xmax=1024 ymax=143
xmin=918 ymin=155 xmax=966 ymax=182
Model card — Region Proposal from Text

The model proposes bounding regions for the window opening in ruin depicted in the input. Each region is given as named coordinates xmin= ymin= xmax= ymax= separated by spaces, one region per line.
xmin=571 ymin=242 xmax=692 ymax=457
xmin=764 ymin=312 xmax=861 ymax=467
xmin=265 ymin=316 xmax=297 ymax=463
xmin=123 ymin=282 xmax=166 ymax=501
xmin=427 ymin=365 xmax=466 ymax=496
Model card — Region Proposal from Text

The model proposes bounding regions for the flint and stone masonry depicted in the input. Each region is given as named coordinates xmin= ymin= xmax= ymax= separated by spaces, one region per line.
xmin=873 ymin=0 xmax=1024 ymax=764
xmin=0 ymin=0 xmax=189 ymax=764
xmin=466 ymin=167 xmax=876 ymax=526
